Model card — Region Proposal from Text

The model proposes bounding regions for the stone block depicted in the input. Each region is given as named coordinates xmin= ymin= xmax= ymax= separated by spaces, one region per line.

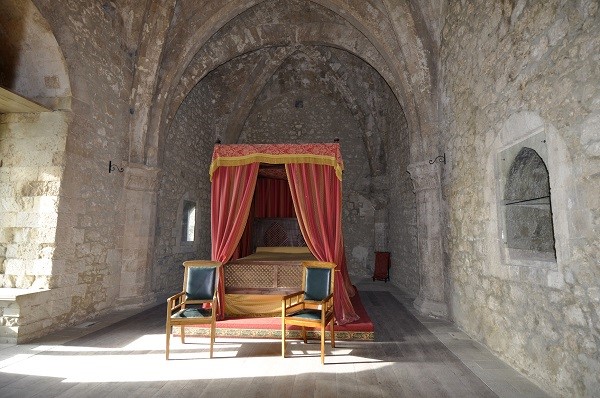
xmin=0 ymin=182 xmax=16 ymax=197
xmin=33 ymin=196 xmax=59 ymax=213
xmin=15 ymin=212 xmax=39 ymax=228
xmin=0 ymin=215 xmax=17 ymax=231
xmin=547 ymin=270 xmax=565 ymax=289
xmin=23 ymin=181 xmax=61 ymax=197
xmin=565 ymin=305 xmax=587 ymax=327
xmin=0 ymin=197 xmax=25 ymax=213
xmin=37 ymin=166 xmax=64 ymax=181
xmin=27 ymin=259 xmax=53 ymax=276
xmin=4 ymin=259 xmax=25 ymax=274
xmin=7 ymin=167 xmax=41 ymax=182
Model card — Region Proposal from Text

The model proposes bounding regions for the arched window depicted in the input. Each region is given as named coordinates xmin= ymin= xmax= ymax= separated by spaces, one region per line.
xmin=181 ymin=200 xmax=196 ymax=242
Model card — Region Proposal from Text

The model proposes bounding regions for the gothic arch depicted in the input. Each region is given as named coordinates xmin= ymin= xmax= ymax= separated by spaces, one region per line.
xmin=135 ymin=0 xmax=437 ymax=168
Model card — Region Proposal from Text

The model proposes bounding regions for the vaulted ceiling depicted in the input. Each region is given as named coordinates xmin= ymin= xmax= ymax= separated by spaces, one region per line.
xmin=127 ymin=0 xmax=443 ymax=167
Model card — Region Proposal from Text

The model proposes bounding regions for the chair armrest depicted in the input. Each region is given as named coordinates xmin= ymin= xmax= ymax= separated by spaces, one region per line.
xmin=282 ymin=291 xmax=305 ymax=315
xmin=321 ymin=292 xmax=334 ymax=304
xmin=321 ymin=293 xmax=334 ymax=315
xmin=167 ymin=291 xmax=185 ymax=312
xmin=167 ymin=291 xmax=185 ymax=303
xmin=281 ymin=290 xmax=304 ymax=301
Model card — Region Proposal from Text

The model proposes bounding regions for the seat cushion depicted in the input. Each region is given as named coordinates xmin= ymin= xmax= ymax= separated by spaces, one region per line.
xmin=172 ymin=308 xmax=213 ymax=319
xmin=288 ymin=309 xmax=321 ymax=320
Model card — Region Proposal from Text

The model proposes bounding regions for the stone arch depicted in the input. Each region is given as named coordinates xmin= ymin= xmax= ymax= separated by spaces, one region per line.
xmin=221 ymin=47 xmax=298 ymax=144
xmin=151 ymin=22 xmax=394 ymax=168
xmin=210 ymin=45 xmax=368 ymax=149
xmin=139 ymin=0 xmax=440 ymax=319
xmin=0 ymin=0 xmax=71 ymax=109
xmin=166 ymin=22 xmax=391 ymax=132
xmin=141 ymin=0 xmax=436 ymax=168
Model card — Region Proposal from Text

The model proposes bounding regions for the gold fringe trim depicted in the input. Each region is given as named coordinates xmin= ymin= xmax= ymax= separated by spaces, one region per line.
xmin=209 ymin=153 xmax=344 ymax=182
xmin=179 ymin=326 xmax=374 ymax=341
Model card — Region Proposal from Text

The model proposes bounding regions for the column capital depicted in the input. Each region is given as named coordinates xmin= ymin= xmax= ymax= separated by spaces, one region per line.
xmin=407 ymin=161 xmax=441 ymax=192
xmin=124 ymin=162 xmax=160 ymax=191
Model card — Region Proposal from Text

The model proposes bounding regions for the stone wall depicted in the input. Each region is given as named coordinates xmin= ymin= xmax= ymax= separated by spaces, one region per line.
xmin=441 ymin=1 xmax=600 ymax=396
xmin=0 ymin=112 xmax=68 ymax=289
xmin=3 ymin=0 xmax=138 ymax=338
xmin=386 ymin=111 xmax=419 ymax=295
xmin=152 ymin=76 xmax=215 ymax=297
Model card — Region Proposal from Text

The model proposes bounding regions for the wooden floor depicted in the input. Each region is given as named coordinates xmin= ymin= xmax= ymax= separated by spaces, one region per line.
xmin=0 ymin=280 xmax=550 ymax=398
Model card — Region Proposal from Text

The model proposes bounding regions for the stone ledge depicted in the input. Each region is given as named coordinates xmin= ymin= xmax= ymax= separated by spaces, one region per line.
xmin=0 ymin=288 xmax=51 ymax=344
xmin=0 ymin=288 xmax=49 ymax=300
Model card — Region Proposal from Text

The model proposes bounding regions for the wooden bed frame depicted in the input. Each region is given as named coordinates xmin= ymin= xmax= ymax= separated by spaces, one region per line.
xmin=223 ymin=247 xmax=314 ymax=316
xmin=224 ymin=247 xmax=314 ymax=295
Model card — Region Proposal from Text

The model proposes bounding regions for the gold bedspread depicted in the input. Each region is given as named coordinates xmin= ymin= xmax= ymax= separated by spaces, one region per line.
xmin=229 ymin=246 xmax=315 ymax=262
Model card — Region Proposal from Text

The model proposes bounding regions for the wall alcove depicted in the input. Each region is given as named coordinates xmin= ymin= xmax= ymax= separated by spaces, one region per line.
xmin=503 ymin=146 xmax=556 ymax=258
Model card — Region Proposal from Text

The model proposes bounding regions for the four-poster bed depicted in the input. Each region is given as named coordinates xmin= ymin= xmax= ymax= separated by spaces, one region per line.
xmin=210 ymin=143 xmax=359 ymax=325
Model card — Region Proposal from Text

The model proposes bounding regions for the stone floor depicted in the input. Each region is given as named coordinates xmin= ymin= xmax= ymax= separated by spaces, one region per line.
xmin=0 ymin=278 xmax=551 ymax=397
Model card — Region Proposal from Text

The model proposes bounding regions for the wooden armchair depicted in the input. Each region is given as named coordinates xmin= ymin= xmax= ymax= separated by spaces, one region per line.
xmin=281 ymin=261 xmax=336 ymax=364
xmin=165 ymin=260 xmax=221 ymax=359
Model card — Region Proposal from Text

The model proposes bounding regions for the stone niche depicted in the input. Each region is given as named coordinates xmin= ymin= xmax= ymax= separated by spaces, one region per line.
xmin=503 ymin=147 xmax=556 ymax=257
xmin=497 ymin=131 xmax=557 ymax=265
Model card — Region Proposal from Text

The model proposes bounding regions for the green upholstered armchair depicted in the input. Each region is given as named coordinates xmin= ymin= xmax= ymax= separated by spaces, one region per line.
xmin=165 ymin=260 xmax=222 ymax=359
xmin=281 ymin=260 xmax=336 ymax=364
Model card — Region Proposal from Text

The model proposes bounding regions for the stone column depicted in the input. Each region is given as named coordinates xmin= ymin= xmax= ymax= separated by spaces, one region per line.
xmin=407 ymin=161 xmax=448 ymax=318
xmin=118 ymin=163 xmax=160 ymax=308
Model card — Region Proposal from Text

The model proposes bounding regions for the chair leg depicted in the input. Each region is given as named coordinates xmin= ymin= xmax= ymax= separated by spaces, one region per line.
xmin=281 ymin=319 xmax=286 ymax=358
xmin=330 ymin=319 xmax=335 ymax=348
xmin=180 ymin=325 xmax=185 ymax=343
xmin=210 ymin=321 xmax=216 ymax=358
xmin=165 ymin=323 xmax=171 ymax=360
xmin=320 ymin=326 xmax=325 ymax=365
xmin=302 ymin=326 xmax=307 ymax=343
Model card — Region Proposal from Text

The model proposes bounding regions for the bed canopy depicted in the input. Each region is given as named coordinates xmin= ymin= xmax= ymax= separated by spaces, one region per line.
xmin=209 ymin=143 xmax=359 ymax=325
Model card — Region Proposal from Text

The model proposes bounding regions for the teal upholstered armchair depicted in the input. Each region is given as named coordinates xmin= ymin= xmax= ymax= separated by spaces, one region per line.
xmin=281 ymin=261 xmax=336 ymax=364
xmin=165 ymin=260 xmax=221 ymax=359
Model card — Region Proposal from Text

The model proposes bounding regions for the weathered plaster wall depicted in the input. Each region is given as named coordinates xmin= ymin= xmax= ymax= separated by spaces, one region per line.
xmin=441 ymin=1 xmax=600 ymax=396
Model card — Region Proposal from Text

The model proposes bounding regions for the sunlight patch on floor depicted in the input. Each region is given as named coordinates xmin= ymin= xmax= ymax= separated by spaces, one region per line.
xmin=0 ymin=335 xmax=389 ymax=383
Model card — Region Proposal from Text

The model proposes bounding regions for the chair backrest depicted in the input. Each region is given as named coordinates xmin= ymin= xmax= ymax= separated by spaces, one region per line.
xmin=182 ymin=260 xmax=221 ymax=300
xmin=302 ymin=261 xmax=336 ymax=301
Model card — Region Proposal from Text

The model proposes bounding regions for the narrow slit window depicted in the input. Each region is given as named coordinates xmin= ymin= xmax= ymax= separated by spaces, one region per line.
xmin=181 ymin=200 xmax=196 ymax=242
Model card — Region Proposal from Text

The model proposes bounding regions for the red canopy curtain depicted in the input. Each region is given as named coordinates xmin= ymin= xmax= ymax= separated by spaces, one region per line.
xmin=285 ymin=163 xmax=359 ymax=325
xmin=235 ymin=177 xmax=295 ymax=258
xmin=233 ymin=199 xmax=255 ymax=259
xmin=211 ymin=163 xmax=259 ymax=318
xmin=254 ymin=178 xmax=295 ymax=218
